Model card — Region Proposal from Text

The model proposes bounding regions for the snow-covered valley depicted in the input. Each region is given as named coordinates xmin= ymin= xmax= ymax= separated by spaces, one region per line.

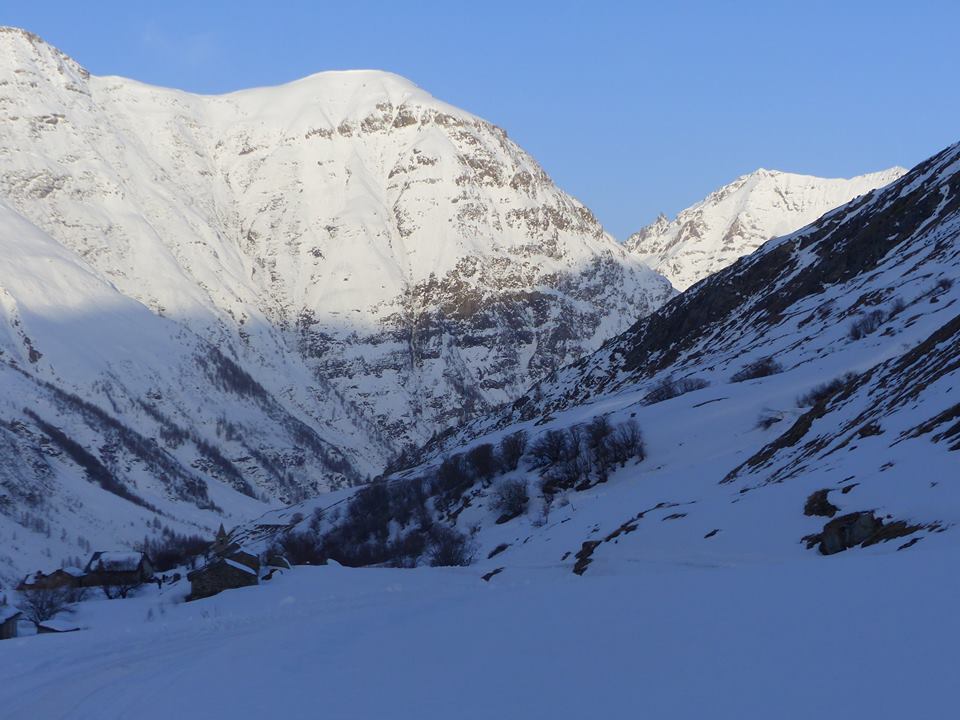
xmin=0 ymin=27 xmax=671 ymax=580
xmin=1 ymin=18 xmax=958 ymax=720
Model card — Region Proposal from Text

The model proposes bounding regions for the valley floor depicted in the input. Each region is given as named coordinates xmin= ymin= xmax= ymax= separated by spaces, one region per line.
xmin=1 ymin=550 xmax=956 ymax=719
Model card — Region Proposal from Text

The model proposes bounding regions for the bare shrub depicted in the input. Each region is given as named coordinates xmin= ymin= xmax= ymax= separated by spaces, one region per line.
xmin=18 ymin=587 xmax=72 ymax=628
xmin=465 ymin=443 xmax=497 ymax=481
xmin=497 ymin=430 xmax=528 ymax=472
xmin=427 ymin=526 xmax=474 ymax=567
xmin=609 ymin=419 xmax=644 ymax=465
xmin=848 ymin=309 xmax=886 ymax=340
xmin=432 ymin=454 xmax=471 ymax=504
xmin=492 ymin=478 xmax=529 ymax=519
xmin=730 ymin=357 xmax=782 ymax=383
xmin=797 ymin=372 xmax=857 ymax=407
xmin=755 ymin=412 xmax=783 ymax=430
xmin=529 ymin=430 xmax=569 ymax=469
xmin=643 ymin=376 xmax=709 ymax=405
xmin=100 ymin=578 xmax=142 ymax=600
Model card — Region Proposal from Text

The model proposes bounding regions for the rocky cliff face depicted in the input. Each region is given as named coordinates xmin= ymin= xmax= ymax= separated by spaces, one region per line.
xmin=0 ymin=27 xmax=672 ymax=579
xmin=625 ymin=166 xmax=906 ymax=290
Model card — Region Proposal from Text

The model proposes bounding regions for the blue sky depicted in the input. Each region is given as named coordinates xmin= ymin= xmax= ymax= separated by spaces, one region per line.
xmin=4 ymin=1 xmax=958 ymax=238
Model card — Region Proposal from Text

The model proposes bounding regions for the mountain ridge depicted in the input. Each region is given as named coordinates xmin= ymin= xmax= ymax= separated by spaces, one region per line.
xmin=625 ymin=165 xmax=907 ymax=290
xmin=0 ymin=27 xmax=672 ymax=580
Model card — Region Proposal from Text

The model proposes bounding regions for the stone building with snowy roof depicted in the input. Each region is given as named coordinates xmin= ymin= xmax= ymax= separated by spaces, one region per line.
xmin=82 ymin=551 xmax=154 ymax=588
xmin=16 ymin=566 xmax=86 ymax=592
xmin=187 ymin=555 xmax=259 ymax=600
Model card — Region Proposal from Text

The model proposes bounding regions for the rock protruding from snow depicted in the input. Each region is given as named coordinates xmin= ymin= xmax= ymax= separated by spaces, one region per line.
xmin=625 ymin=167 xmax=906 ymax=290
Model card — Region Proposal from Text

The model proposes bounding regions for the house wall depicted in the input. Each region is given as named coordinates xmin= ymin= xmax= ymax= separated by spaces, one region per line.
xmin=189 ymin=564 xmax=258 ymax=601
xmin=0 ymin=618 xmax=18 ymax=640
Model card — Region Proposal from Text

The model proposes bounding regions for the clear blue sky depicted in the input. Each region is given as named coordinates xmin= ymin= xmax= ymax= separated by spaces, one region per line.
xmin=4 ymin=1 xmax=958 ymax=238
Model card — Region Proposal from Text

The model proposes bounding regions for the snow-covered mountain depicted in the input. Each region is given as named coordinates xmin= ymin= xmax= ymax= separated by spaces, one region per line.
xmin=0 ymin=27 xmax=672 ymax=580
xmin=261 ymin=140 xmax=960 ymax=581
xmin=625 ymin=166 xmax=906 ymax=290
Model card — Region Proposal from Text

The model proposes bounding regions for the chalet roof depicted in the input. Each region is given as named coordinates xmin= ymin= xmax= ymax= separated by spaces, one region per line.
xmin=21 ymin=571 xmax=46 ymax=586
xmin=60 ymin=567 xmax=86 ymax=577
xmin=86 ymin=551 xmax=147 ymax=573
xmin=0 ymin=606 xmax=22 ymax=623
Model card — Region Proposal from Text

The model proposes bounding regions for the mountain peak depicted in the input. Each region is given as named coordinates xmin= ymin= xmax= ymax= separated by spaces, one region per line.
xmin=0 ymin=25 xmax=90 ymax=89
xmin=625 ymin=165 xmax=907 ymax=290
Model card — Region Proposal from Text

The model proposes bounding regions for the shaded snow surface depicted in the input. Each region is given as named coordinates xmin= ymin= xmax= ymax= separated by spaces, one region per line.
xmin=1 ymin=556 xmax=956 ymax=719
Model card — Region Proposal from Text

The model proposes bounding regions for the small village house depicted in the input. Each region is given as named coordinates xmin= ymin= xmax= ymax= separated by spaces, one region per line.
xmin=187 ymin=556 xmax=259 ymax=600
xmin=187 ymin=534 xmax=262 ymax=600
xmin=1 ymin=605 xmax=22 ymax=640
xmin=82 ymin=551 xmax=154 ymax=588
xmin=16 ymin=567 xmax=85 ymax=592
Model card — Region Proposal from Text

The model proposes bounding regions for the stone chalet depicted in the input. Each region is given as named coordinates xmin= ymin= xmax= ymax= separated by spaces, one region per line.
xmin=16 ymin=567 xmax=85 ymax=592
xmin=188 ymin=554 xmax=259 ymax=600
xmin=83 ymin=551 xmax=154 ymax=588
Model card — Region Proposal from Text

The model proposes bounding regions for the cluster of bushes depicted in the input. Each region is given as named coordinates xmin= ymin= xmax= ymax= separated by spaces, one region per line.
xmin=136 ymin=529 xmax=210 ymax=572
xmin=278 ymin=512 xmax=474 ymax=570
xmin=730 ymin=357 xmax=782 ymax=383
xmin=275 ymin=416 xmax=645 ymax=571
xmin=643 ymin=376 xmax=709 ymax=405
xmin=275 ymin=475 xmax=475 ymax=569
xmin=530 ymin=417 xmax=644 ymax=493
xmin=271 ymin=430 xmax=536 ymax=569
xmin=797 ymin=372 xmax=857 ymax=408
xmin=848 ymin=298 xmax=906 ymax=340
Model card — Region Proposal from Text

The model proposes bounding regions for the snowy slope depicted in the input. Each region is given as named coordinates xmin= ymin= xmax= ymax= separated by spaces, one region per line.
xmin=2 ymin=556 xmax=958 ymax=719
xmin=0 ymin=27 xmax=672 ymax=580
xmin=0 ymin=198 xmax=358 ymax=582
xmin=625 ymin=166 xmax=905 ymax=290
xmin=254 ymin=141 xmax=960 ymax=582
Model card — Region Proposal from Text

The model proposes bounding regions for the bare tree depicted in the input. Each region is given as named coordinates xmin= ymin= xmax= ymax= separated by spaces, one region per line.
xmin=492 ymin=478 xmax=529 ymax=520
xmin=497 ymin=430 xmax=528 ymax=472
xmin=427 ymin=526 xmax=474 ymax=567
xmin=18 ymin=588 xmax=72 ymax=629
xmin=100 ymin=580 xmax=140 ymax=600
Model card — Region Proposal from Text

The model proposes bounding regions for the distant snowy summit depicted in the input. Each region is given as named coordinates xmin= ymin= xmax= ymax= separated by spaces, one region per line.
xmin=625 ymin=167 xmax=906 ymax=290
